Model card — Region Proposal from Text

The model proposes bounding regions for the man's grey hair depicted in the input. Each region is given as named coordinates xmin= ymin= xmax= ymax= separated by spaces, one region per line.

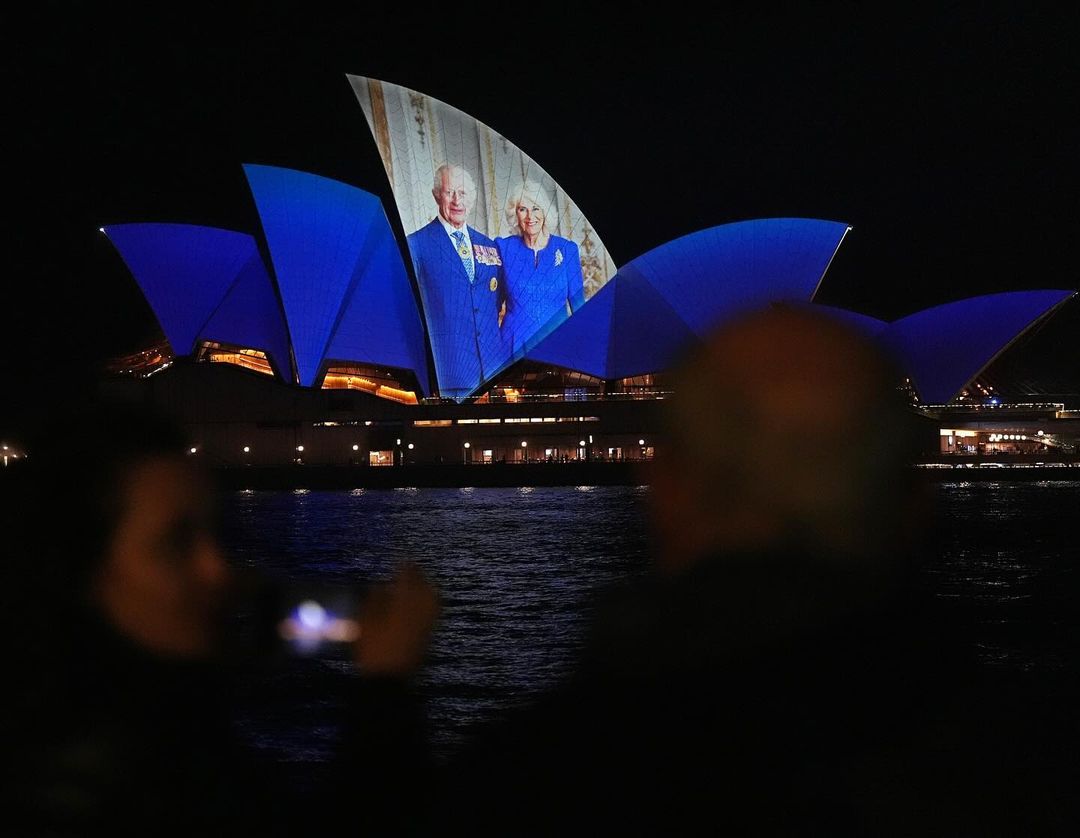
xmin=432 ymin=163 xmax=476 ymax=196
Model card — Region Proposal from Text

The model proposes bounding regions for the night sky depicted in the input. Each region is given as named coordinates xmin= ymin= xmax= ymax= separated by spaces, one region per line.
xmin=7 ymin=4 xmax=1078 ymax=423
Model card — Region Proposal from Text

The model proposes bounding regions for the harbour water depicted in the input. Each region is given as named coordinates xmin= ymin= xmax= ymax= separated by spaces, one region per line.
xmin=218 ymin=481 xmax=1080 ymax=769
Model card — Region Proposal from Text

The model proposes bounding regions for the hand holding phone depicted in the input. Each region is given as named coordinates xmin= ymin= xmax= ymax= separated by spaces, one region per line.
xmin=353 ymin=562 xmax=440 ymax=676
xmin=277 ymin=598 xmax=361 ymax=648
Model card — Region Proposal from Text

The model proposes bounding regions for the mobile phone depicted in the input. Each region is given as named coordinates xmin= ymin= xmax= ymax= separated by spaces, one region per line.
xmin=276 ymin=592 xmax=361 ymax=653
xmin=234 ymin=575 xmax=362 ymax=660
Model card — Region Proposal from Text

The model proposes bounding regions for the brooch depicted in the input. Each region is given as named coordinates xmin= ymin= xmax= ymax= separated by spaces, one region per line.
xmin=554 ymin=248 xmax=564 ymax=267
xmin=489 ymin=277 xmax=498 ymax=292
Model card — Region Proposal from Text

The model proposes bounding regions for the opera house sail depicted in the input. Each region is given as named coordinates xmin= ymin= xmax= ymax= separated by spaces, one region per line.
xmin=95 ymin=77 xmax=1076 ymax=470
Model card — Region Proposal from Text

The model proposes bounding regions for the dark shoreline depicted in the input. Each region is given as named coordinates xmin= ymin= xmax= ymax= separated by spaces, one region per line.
xmin=213 ymin=461 xmax=647 ymax=489
xmin=209 ymin=461 xmax=1080 ymax=490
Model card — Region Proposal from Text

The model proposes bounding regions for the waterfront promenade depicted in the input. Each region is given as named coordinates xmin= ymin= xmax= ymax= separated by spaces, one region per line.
xmin=211 ymin=458 xmax=1080 ymax=490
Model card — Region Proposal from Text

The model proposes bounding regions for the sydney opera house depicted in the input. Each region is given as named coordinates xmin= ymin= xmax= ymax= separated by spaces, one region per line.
xmin=99 ymin=78 xmax=1077 ymax=473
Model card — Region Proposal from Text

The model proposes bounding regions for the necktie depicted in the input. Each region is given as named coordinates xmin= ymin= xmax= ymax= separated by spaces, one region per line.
xmin=452 ymin=230 xmax=475 ymax=282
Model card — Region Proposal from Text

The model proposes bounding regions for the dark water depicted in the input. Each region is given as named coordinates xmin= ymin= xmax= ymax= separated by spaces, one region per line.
xmin=218 ymin=481 xmax=1079 ymax=767
xmin=220 ymin=485 xmax=653 ymax=762
xmin=923 ymin=481 xmax=1080 ymax=674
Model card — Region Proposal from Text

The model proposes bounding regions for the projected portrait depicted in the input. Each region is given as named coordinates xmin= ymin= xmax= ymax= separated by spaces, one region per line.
xmin=349 ymin=76 xmax=615 ymax=400
xmin=497 ymin=179 xmax=586 ymax=358
xmin=405 ymin=163 xmax=509 ymax=400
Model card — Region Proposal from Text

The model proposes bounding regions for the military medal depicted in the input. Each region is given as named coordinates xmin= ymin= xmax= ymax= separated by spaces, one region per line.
xmin=474 ymin=244 xmax=502 ymax=266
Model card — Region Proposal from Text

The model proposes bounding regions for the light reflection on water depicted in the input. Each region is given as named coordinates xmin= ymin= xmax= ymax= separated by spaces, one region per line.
xmin=221 ymin=486 xmax=653 ymax=758
xmin=219 ymin=482 xmax=1078 ymax=763
xmin=924 ymin=480 xmax=1079 ymax=673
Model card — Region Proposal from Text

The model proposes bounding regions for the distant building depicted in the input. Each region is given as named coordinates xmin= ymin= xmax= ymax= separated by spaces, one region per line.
xmin=97 ymin=84 xmax=1077 ymax=471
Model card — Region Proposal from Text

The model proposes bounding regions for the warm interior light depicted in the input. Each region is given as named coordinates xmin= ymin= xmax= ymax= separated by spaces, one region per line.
xmin=321 ymin=369 xmax=418 ymax=405
xmin=204 ymin=346 xmax=274 ymax=376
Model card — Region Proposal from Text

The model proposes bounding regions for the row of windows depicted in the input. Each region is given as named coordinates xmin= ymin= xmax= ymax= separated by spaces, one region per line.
xmin=314 ymin=417 xmax=602 ymax=428
xmin=425 ymin=417 xmax=600 ymax=426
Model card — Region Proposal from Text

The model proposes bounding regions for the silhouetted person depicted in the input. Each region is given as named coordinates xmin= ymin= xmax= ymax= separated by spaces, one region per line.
xmin=443 ymin=306 xmax=1077 ymax=834
xmin=3 ymin=406 xmax=439 ymax=836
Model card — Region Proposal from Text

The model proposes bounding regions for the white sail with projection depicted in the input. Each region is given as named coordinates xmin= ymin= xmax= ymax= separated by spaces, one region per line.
xmin=348 ymin=75 xmax=615 ymax=399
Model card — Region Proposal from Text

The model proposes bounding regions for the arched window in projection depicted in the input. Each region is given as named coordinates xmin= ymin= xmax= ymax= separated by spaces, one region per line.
xmin=349 ymin=76 xmax=616 ymax=400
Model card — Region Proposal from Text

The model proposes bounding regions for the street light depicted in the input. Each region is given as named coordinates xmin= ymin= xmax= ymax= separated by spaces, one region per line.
xmin=296 ymin=445 xmax=304 ymax=452
xmin=463 ymin=441 xmax=470 ymax=464
xmin=243 ymin=446 xmax=250 ymax=453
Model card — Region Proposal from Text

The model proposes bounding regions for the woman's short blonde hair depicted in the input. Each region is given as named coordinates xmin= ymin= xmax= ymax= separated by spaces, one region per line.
xmin=504 ymin=179 xmax=558 ymax=236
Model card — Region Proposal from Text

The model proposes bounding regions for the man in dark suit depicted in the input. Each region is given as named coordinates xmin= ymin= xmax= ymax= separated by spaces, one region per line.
xmin=406 ymin=164 xmax=509 ymax=401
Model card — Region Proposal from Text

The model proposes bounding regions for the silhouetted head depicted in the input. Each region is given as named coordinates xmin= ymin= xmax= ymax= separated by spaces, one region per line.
xmin=5 ymin=405 xmax=233 ymax=659
xmin=650 ymin=305 xmax=924 ymax=581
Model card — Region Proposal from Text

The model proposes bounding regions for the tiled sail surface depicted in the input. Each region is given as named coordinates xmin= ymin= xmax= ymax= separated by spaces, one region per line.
xmin=104 ymin=223 xmax=261 ymax=359
xmin=244 ymin=164 xmax=429 ymax=392
xmin=527 ymin=218 xmax=850 ymax=380
xmin=883 ymin=290 xmax=1075 ymax=403
xmin=349 ymin=76 xmax=616 ymax=396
